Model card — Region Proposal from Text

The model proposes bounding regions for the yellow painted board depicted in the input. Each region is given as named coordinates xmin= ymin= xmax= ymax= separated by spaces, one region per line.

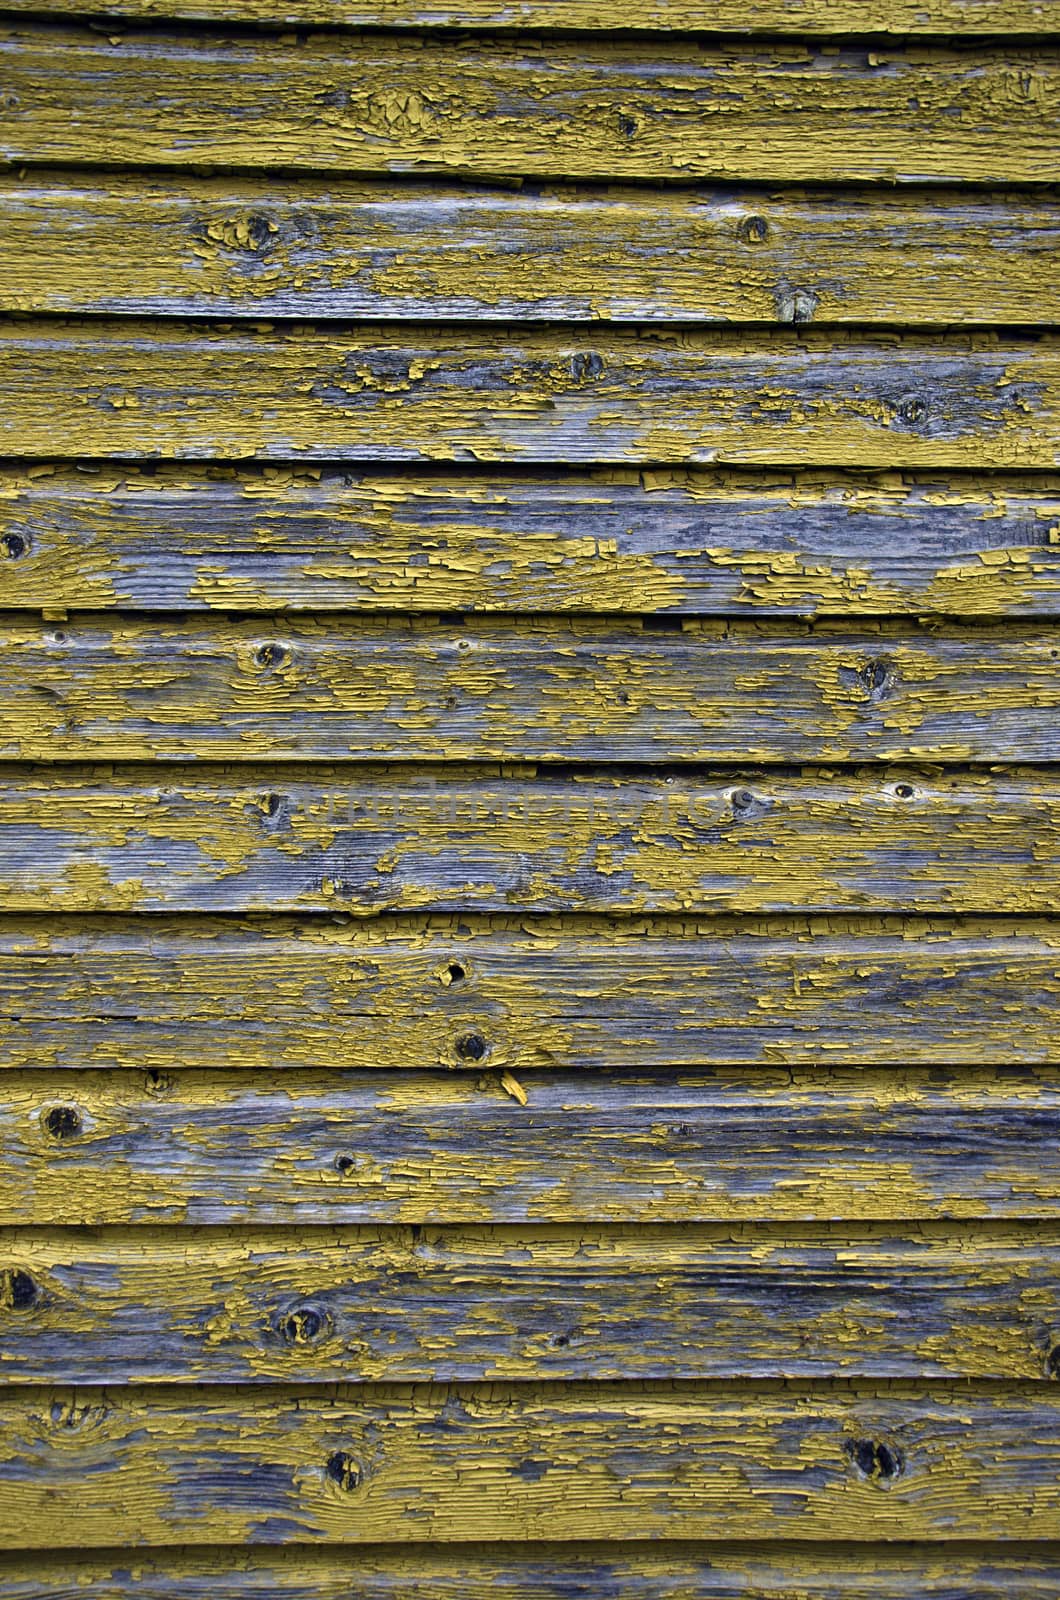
xmin=3 ymin=1381 xmax=1060 ymax=1545
xmin=4 ymin=179 xmax=1058 ymax=326
xmin=5 ymin=466 xmax=1060 ymax=617
xmin=1 ymin=324 xmax=1057 ymax=467
xmin=2 ymin=765 xmax=1060 ymax=915
xmin=2 ymin=913 xmax=1059 ymax=1073
xmin=0 ymin=0 xmax=1054 ymax=32
xmin=1 ymin=28 xmax=1058 ymax=184
xmin=5 ymin=1544 xmax=1060 ymax=1600
xmin=5 ymin=615 xmax=1060 ymax=764
xmin=2 ymin=1222 xmax=1059 ymax=1384
xmin=6 ymin=1063 xmax=1059 ymax=1224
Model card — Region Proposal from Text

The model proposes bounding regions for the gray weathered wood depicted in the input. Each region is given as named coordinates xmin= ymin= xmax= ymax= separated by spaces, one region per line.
xmin=3 ymin=1545 xmax=1059 ymax=1600
xmin=4 ymin=468 xmax=1060 ymax=617
xmin=4 ymin=179 xmax=1056 ymax=325
xmin=0 ymin=0 xmax=1053 ymax=32
xmin=4 ymin=1065 xmax=1059 ymax=1224
xmin=1 ymin=324 xmax=1057 ymax=467
xmin=1 ymin=767 xmax=1058 ymax=915
xmin=5 ymin=617 xmax=1060 ymax=763
xmin=1 ymin=916 xmax=1059 ymax=1072
xmin=0 ymin=27 xmax=1057 ymax=185
xmin=1 ymin=1223 xmax=1057 ymax=1384
xmin=1 ymin=1382 xmax=1059 ymax=1544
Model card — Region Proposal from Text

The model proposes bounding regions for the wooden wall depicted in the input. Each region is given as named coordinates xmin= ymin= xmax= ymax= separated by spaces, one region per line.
xmin=0 ymin=0 xmax=1059 ymax=1592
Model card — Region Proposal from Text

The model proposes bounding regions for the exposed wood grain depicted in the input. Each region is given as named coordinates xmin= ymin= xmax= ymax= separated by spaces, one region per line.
xmin=2 ymin=1223 xmax=1058 ymax=1384
xmin=5 ymin=1064 xmax=1060 ymax=1225
xmin=6 ymin=1544 xmax=1060 ymax=1600
xmin=2 ymin=323 xmax=1058 ymax=467
xmin=1 ymin=28 xmax=1057 ymax=185
xmin=0 ymin=0 xmax=1053 ymax=34
xmin=5 ymin=179 xmax=1058 ymax=326
xmin=5 ymin=616 xmax=1060 ymax=764
xmin=3 ymin=1381 xmax=1060 ymax=1545
xmin=2 ymin=766 xmax=1060 ymax=915
xmin=2 ymin=914 xmax=1060 ymax=1073
xmin=5 ymin=467 xmax=1060 ymax=618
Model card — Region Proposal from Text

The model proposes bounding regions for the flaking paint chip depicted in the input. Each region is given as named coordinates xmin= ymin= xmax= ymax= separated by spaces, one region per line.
xmin=500 ymin=1070 xmax=528 ymax=1106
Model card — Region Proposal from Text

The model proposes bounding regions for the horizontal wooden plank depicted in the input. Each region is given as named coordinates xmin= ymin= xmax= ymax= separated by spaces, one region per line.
xmin=2 ymin=1222 xmax=1058 ymax=1384
xmin=2 ymin=29 xmax=1057 ymax=185
xmin=5 ymin=1064 xmax=1060 ymax=1224
xmin=5 ymin=1546 xmax=1060 ymax=1600
xmin=5 ymin=616 xmax=1060 ymax=764
xmin=3 ymin=767 xmax=1060 ymax=914
xmin=5 ymin=179 xmax=1058 ymax=326
xmin=2 ymin=1381 xmax=1060 ymax=1544
xmin=2 ymin=915 xmax=1059 ymax=1072
xmin=6 ymin=467 xmax=1060 ymax=617
xmin=3 ymin=325 xmax=1056 ymax=468
xmin=0 ymin=0 xmax=1054 ymax=35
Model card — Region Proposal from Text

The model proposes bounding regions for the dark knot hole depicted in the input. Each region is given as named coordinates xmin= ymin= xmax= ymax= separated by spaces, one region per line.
xmin=44 ymin=1105 xmax=82 ymax=1140
xmin=326 ymin=1451 xmax=364 ymax=1492
xmin=846 ymin=1436 xmax=904 ymax=1483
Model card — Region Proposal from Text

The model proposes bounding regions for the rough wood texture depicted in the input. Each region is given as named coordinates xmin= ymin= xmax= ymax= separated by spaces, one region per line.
xmin=5 ymin=1065 xmax=1059 ymax=1225
xmin=3 ymin=1381 xmax=1060 ymax=1545
xmin=5 ymin=1545 xmax=1060 ymax=1600
xmin=5 ymin=616 xmax=1060 ymax=764
xmin=1 ymin=28 xmax=1057 ymax=185
xmin=2 ymin=915 xmax=1060 ymax=1073
xmin=0 ymin=0 xmax=1053 ymax=33
xmin=5 ymin=467 xmax=1060 ymax=618
xmin=2 ymin=324 xmax=1058 ymax=466
xmin=2 ymin=1223 xmax=1058 ymax=1384
xmin=5 ymin=179 xmax=1057 ymax=326
xmin=2 ymin=766 xmax=1059 ymax=915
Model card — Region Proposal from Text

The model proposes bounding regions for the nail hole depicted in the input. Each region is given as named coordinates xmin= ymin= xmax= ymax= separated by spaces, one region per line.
xmin=616 ymin=112 xmax=637 ymax=137
xmin=278 ymin=1304 xmax=329 ymax=1345
xmin=455 ymin=1030 xmax=488 ymax=1062
xmin=1 ymin=1268 xmax=38 ymax=1311
xmin=334 ymin=1153 xmax=356 ymax=1175
xmin=738 ymin=214 xmax=770 ymax=245
xmin=893 ymin=783 xmax=916 ymax=800
xmin=1 ymin=533 xmax=27 ymax=559
xmin=51 ymin=630 xmax=67 ymax=646
xmin=846 ymin=1437 xmax=904 ymax=1483
xmin=731 ymin=788 xmax=756 ymax=814
xmin=43 ymin=1105 xmax=82 ymax=1140
xmin=144 ymin=1068 xmax=172 ymax=1096
xmin=325 ymin=1451 xmax=364 ymax=1491
xmin=616 ymin=690 xmax=631 ymax=706
xmin=447 ymin=962 xmax=467 ymax=984
xmin=551 ymin=1331 xmax=572 ymax=1348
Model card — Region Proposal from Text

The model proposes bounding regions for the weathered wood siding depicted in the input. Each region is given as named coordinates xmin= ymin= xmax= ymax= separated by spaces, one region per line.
xmin=0 ymin=0 xmax=1058 ymax=1592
